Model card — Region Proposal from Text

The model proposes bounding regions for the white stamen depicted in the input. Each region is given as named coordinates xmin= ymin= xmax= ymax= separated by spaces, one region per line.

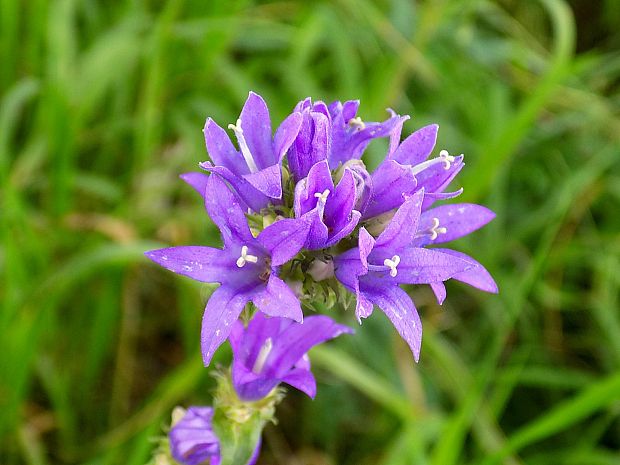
xmin=236 ymin=245 xmax=259 ymax=268
xmin=228 ymin=118 xmax=259 ymax=174
xmin=429 ymin=217 xmax=447 ymax=240
xmin=252 ymin=337 xmax=273 ymax=374
xmin=348 ymin=116 xmax=366 ymax=130
xmin=314 ymin=189 xmax=330 ymax=204
xmin=410 ymin=149 xmax=461 ymax=176
xmin=383 ymin=255 xmax=401 ymax=278
xmin=438 ymin=150 xmax=456 ymax=169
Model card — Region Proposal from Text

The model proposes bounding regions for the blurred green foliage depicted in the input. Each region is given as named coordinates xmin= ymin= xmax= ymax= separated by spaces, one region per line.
xmin=1 ymin=0 xmax=619 ymax=464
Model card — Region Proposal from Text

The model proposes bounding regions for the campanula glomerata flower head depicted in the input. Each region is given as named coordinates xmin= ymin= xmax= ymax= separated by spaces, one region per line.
xmin=146 ymin=91 xmax=497 ymax=370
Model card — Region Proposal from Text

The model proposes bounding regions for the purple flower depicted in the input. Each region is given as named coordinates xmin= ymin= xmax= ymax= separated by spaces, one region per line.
xmin=293 ymin=160 xmax=361 ymax=250
xmin=169 ymin=407 xmax=220 ymax=465
xmin=287 ymin=100 xmax=331 ymax=183
xmin=291 ymin=98 xmax=407 ymax=172
xmin=412 ymin=202 xmax=499 ymax=303
xmin=200 ymin=91 xmax=303 ymax=212
xmin=145 ymin=175 xmax=310 ymax=365
xmin=230 ymin=312 xmax=353 ymax=401
xmin=169 ymin=406 xmax=261 ymax=465
xmin=364 ymin=123 xmax=465 ymax=219
xmin=334 ymin=190 xmax=488 ymax=361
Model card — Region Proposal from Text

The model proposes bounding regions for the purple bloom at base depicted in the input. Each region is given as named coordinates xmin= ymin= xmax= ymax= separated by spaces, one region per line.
xmin=230 ymin=312 xmax=353 ymax=401
xmin=364 ymin=122 xmax=465 ymax=219
xmin=200 ymin=91 xmax=303 ymax=212
xmin=169 ymin=407 xmax=261 ymax=465
xmin=169 ymin=407 xmax=220 ymax=465
xmin=293 ymin=160 xmax=361 ymax=250
xmin=334 ymin=190 xmax=475 ymax=361
xmin=145 ymin=175 xmax=310 ymax=365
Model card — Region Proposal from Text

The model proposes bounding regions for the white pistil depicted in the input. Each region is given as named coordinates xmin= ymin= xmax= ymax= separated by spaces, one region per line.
xmin=384 ymin=255 xmax=401 ymax=278
xmin=348 ymin=116 xmax=366 ymax=131
xmin=438 ymin=150 xmax=456 ymax=169
xmin=228 ymin=118 xmax=259 ymax=174
xmin=252 ymin=337 xmax=273 ymax=374
xmin=429 ymin=217 xmax=447 ymax=240
xmin=314 ymin=189 xmax=331 ymax=204
xmin=410 ymin=149 xmax=461 ymax=176
xmin=236 ymin=245 xmax=259 ymax=268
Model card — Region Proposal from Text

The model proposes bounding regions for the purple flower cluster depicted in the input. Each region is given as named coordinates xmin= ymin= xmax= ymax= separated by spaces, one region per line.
xmin=147 ymin=91 xmax=496 ymax=369
xmin=147 ymin=91 xmax=497 ymax=464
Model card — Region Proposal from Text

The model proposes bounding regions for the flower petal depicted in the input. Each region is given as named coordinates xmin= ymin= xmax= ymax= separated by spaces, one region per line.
xmin=169 ymin=406 xmax=220 ymax=465
xmin=430 ymin=282 xmax=447 ymax=305
xmin=280 ymin=365 xmax=317 ymax=399
xmin=242 ymin=163 xmax=282 ymax=199
xmin=325 ymin=169 xmax=357 ymax=232
xmin=301 ymin=208 xmax=329 ymax=250
xmin=418 ymin=155 xmax=465 ymax=210
xmin=391 ymin=247 xmax=473 ymax=284
xmin=293 ymin=160 xmax=334 ymax=216
xmin=203 ymin=174 xmax=258 ymax=246
xmin=374 ymin=189 xmax=424 ymax=251
xmin=240 ymin=91 xmax=274 ymax=169
xmin=201 ymin=162 xmax=271 ymax=213
xmin=360 ymin=283 xmax=423 ymax=362
xmin=365 ymin=159 xmax=418 ymax=219
xmin=201 ymin=285 xmax=254 ymax=365
xmin=180 ymin=172 xmax=209 ymax=199
xmin=416 ymin=203 xmax=496 ymax=246
xmin=288 ymin=111 xmax=330 ymax=182
xmin=258 ymin=217 xmax=310 ymax=266
xmin=145 ymin=246 xmax=231 ymax=284
xmin=274 ymin=111 xmax=303 ymax=162
xmin=232 ymin=362 xmax=280 ymax=402
xmin=433 ymin=249 xmax=498 ymax=293
xmin=203 ymin=117 xmax=249 ymax=175
xmin=252 ymin=275 xmax=303 ymax=322
xmin=265 ymin=315 xmax=353 ymax=378
xmin=324 ymin=210 xmax=361 ymax=248
xmin=391 ymin=124 xmax=439 ymax=166
xmin=387 ymin=111 xmax=411 ymax=156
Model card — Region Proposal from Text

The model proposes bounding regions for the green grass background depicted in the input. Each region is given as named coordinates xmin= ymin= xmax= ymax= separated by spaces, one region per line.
xmin=1 ymin=0 xmax=619 ymax=464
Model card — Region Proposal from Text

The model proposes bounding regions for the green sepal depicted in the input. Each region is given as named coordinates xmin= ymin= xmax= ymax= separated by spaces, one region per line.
xmin=212 ymin=370 xmax=284 ymax=465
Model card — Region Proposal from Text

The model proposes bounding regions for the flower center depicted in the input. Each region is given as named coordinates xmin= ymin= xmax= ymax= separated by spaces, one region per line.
xmin=348 ymin=116 xmax=366 ymax=131
xmin=383 ymin=255 xmax=401 ymax=277
xmin=409 ymin=149 xmax=459 ymax=176
xmin=228 ymin=118 xmax=259 ymax=174
xmin=252 ymin=337 xmax=273 ymax=374
xmin=416 ymin=217 xmax=447 ymax=241
xmin=236 ymin=245 xmax=259 ymax=268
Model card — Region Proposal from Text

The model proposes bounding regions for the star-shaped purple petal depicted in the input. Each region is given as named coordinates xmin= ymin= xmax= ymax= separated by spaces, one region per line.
xmin=293 ymin=160 xmax=361 ymax=250
xmin=200 ymin=92 xmax=302 ymax=212
xmin=335 ymin=190 xmax=473 ymax=360
xmin=145 ymin=175 xmax=310 ymax=365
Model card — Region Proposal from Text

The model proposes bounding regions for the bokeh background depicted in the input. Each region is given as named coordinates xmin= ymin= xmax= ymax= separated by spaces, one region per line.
xmin=1 ymin=0 xmax=619 ymax=464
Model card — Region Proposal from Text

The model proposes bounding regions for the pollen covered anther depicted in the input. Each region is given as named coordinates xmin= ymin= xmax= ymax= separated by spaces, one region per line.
xmin=384 ymin=255 xmax=401 ymax=277
xmin=236 ymin=245 xmax=259 ymax=268
xmin=228 ymin=118 xmax=259 ymax=173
